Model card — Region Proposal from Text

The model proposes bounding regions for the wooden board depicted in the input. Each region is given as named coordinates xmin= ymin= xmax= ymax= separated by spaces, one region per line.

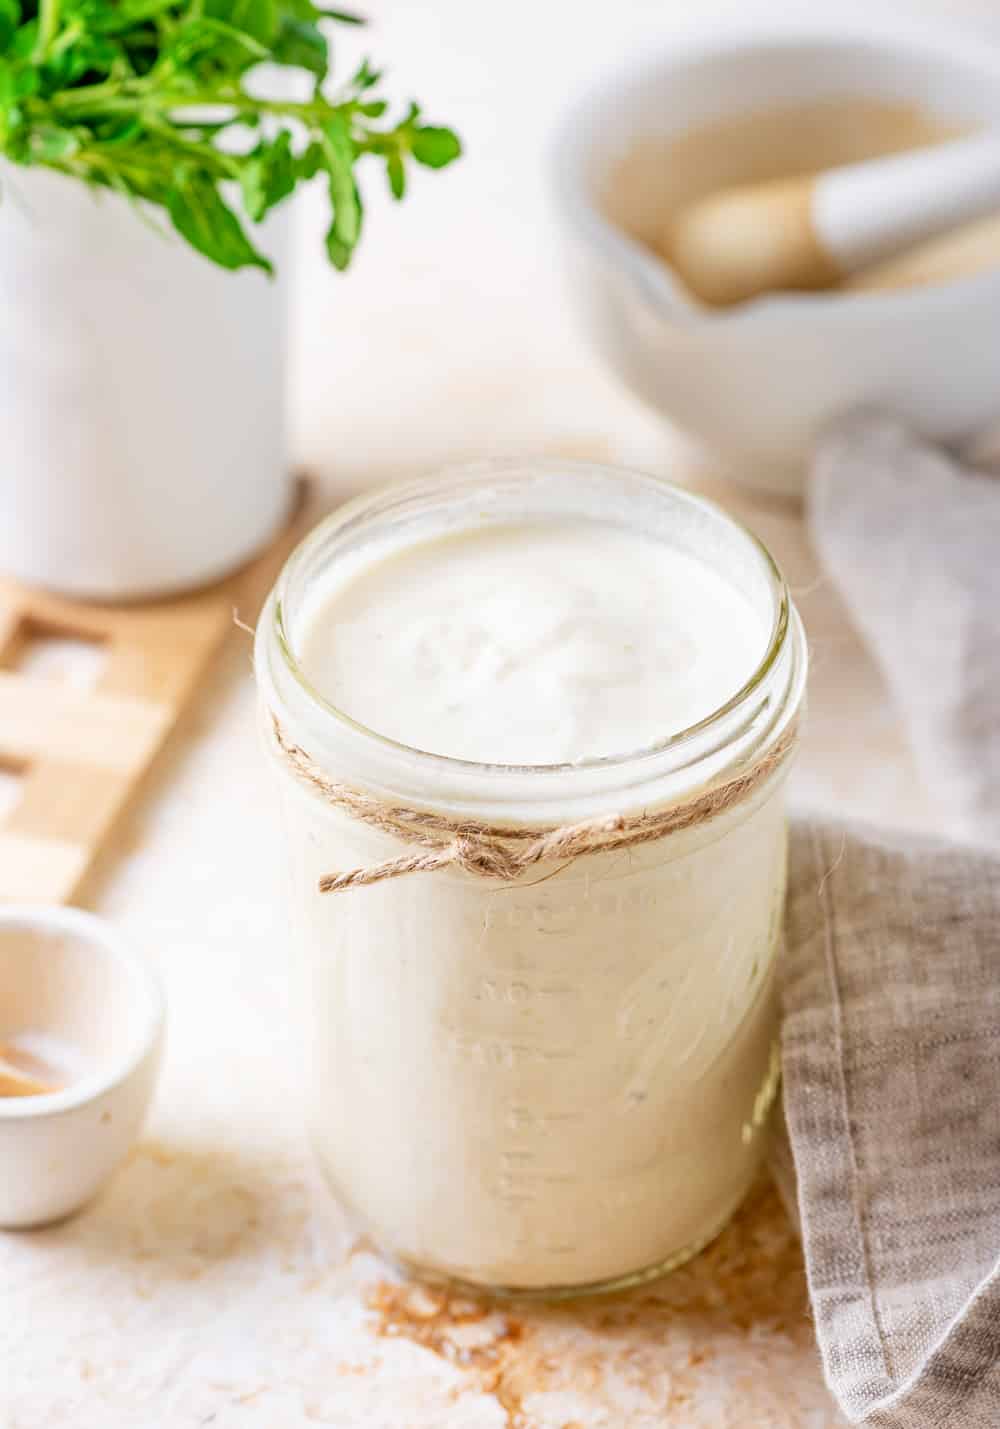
xmin=0 ymin=480 xmax=313 ymax=905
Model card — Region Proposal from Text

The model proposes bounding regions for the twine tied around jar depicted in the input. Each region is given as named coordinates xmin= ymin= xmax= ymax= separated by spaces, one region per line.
xmin=271 ymin=716 xmax=798 ymax=894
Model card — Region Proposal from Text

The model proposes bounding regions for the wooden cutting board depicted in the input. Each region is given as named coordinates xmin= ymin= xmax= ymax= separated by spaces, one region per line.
xmin=0 ymin=481 xmax=313 ymax=904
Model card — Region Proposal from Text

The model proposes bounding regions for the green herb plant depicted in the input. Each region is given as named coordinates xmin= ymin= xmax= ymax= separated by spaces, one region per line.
xmin=0 ymin=0 xmax=461 ymax=272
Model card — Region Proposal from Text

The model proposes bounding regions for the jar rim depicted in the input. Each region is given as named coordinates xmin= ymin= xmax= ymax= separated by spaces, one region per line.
xmin=268 ymin=458 xmax=794 ymax=781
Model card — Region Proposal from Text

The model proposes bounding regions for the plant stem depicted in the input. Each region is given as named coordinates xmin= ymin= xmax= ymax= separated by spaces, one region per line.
xmin=49 ymin=81 xmax=358 ymax=128
xmin=34 ymin=0 xmax=61 ymax=60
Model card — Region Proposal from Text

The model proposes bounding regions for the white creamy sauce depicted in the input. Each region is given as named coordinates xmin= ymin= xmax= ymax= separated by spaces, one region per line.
xmin=277 ymin=513 xmax=790 ymax=1289
xmin=297 ymin=521 xmax=768 ymax=764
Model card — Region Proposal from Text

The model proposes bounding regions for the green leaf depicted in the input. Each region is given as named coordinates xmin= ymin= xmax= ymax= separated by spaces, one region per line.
xmin=164 ymin=2 xmax=278 ymax=79
xmin=239 ymin=127 xmax=294 ymax=221
xmin=324 ymin=227 xmax=350 ymax=270
xmin=410 ymin=124 xmax=460 ymax=169
xmin=320 ymin=109 xmax=360 ymax=247
xmin=268 ymin=0 xmax=362 ymax=17
xmin=0 ymin=56 xmax=14 ymax=107
xmin=350 ymin=55 xmax=380 ymax=90
xmin=385 ymin=150 xmax=404 ymax=200
xmin=168 ymin=15 xmax=269 ymax=70
xmin=271 ymin=15 xmax=326 ymax=78
xmin=95 ymin=0 xmax=180 ymax=34
xmin=0 ymin=58 xmax=24 ymax=145
xmin=33 ymin=123 xmax=79 ymax=159
xmin=0 ymin=0 xmax=20 ymax=52
xmin=12 ymin=65 xmax=38 ymax=97
xmin=204 ymin=0 xmax=278 ymax=47
xmin=42 ymin=32 xmax=122 ymax=88
xmin=167 ymin=168 xmax=271 ymax=271
xmin=295 ymin=138 xmax=324 ymax=181
xmin=8 ymin=18 xmax=37 ymax=59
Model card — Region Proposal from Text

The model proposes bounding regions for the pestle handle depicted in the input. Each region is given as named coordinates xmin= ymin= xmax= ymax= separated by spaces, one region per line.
xmin=664 ymin=132 xmax=1000 ymax=306
xmin=817 ymin=132 xmax=1000 ymax=271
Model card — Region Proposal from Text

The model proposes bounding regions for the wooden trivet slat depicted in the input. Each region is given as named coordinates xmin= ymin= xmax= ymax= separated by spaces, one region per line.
xmin=0 ymin=480 xmax=313 ymax=904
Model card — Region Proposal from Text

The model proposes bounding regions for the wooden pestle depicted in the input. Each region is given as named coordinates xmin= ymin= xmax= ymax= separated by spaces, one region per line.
xmin=663 ymin=132 xmax=1000 ymax=306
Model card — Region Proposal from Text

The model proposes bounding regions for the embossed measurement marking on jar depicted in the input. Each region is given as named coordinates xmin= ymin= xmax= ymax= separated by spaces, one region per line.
xmin=482 ymin=886 xmax=684 ymax=938
xmin=473 ymin=977 xmax=578 ymax=1006
xmin=497 ymin=1153 xmax=579 ymax=1182
xmin=509 ymin=1230 xmax=581 ymax=1255
xmin=444 ymin=1033 xmax=577 ymax=1068
xmin=498 ymin=1167 xmax=579 ymax=1190
xmin=505 ymin=1104 xmax=583 ymax=1131
xmin=494 ymin=1162 xmax=583 ymax=1207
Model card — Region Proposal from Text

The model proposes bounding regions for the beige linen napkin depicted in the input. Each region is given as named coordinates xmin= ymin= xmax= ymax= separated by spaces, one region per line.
xmin=810 ymin=414 xmax=1000 ymax=846
xmin=776 ymin=415 xmax=1000 ymax=1426
xmin=783 ymin=820 xmax=1000 ymax=1427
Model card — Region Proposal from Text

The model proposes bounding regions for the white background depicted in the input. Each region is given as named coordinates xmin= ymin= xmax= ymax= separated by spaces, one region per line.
xmin=290 ymin=0 xmax=1000 ymax=488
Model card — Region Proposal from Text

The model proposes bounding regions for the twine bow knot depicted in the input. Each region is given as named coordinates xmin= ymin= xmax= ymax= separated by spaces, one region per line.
xmin=273 ymin=717 xmax=796 ymax=895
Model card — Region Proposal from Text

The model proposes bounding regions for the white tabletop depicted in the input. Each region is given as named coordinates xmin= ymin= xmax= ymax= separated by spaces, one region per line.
xmin=7 ymin=2 xmax=996 ymax=1424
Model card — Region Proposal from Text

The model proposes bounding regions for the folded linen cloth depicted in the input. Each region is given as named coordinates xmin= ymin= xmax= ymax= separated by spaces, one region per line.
xmin=783 ymin=819 xmax=1000 ymax=1427
xmin=809 ymin=415 xmax=1000 ymax=846
xmin=776 ymin=415 xmax=1000 ymax=1427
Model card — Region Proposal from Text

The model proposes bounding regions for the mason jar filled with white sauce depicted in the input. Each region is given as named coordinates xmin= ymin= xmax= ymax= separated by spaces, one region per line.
xmin=255 ymin=460 xmax=807 ymax=1296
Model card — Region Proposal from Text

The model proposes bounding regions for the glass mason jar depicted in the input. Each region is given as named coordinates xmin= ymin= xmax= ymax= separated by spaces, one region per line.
xmin=255 ymin=460 xmax=807 ymax=1297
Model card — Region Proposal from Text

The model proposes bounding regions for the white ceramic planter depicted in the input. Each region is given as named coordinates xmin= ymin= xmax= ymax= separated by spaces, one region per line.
xmin=0 ymin=164 xmax=290 ymax=599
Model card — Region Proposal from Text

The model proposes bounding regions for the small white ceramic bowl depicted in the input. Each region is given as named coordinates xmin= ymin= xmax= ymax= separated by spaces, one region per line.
xmin=553 ymin=10 xmax=1000 ymax=494
xmin=0 ymin=906 xmax=164 ymax=1228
